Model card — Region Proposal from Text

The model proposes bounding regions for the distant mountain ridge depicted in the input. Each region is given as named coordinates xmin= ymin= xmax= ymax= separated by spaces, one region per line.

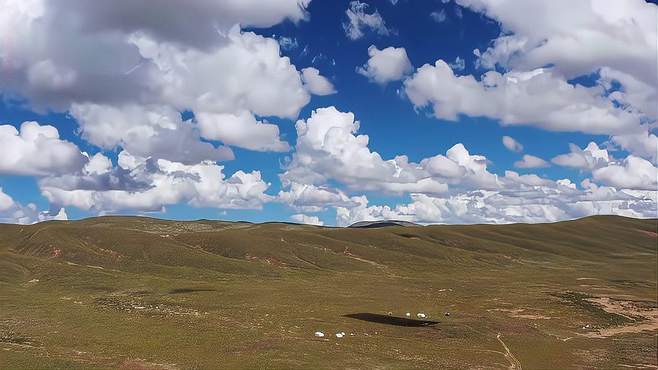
xmin=348 ymin=220 xmax=422 ymax=228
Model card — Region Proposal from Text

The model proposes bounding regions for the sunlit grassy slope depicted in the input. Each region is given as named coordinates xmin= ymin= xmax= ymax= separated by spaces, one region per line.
xmin=1 ymin=215 xmax=656 ymax=369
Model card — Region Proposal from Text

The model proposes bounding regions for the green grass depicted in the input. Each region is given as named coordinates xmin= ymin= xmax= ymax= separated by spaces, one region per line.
xmin=0 ymin=215 xmax=656 ymax=369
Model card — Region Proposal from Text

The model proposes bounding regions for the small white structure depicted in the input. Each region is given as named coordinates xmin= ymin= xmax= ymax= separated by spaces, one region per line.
xmin=405 ymin=312 xmax=411 ymax=317
xmin=417 ymin=313 xmax=427 ymax=319
xmin=314 ymin=331 xmax=325 ymax=337
xmin=335 ymin=332 xmax=345 ymax=338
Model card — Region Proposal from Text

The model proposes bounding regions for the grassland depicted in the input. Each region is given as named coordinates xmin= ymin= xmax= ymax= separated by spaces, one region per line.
xmin=0 ymin=215 xmax=656 ymax=369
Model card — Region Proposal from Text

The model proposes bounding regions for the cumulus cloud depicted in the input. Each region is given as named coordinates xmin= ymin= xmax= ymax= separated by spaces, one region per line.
xmin=129 ymin=28 xmax=310 ymax=120
xmin=404 ymin=62 xmax=642 ymax=135
xmin=0 ymin=187 xmax=67 ymax=224
xmin=421 ymin=143 xmax=500 ymax=190
xmin=502 ymin=136 xmax=523 ymax=153
xmin=196 ymin=111 xmax=290 ymax=152
xmin=611 ymin=130 xmax=658 ymax=164
xmin=599 ymin=67 xmax=657 ymax=119
xmin=461 ymin=0 xmax=657 ymax=87
xmin=278 ymin=107 xmax=657 ymax=226
xmin=83 ymin=153 xmax=113 ymax=176
xmin=281 ymin=106 xmax=610 ymax=216
xmin=0 ymin=0 xmax=159 ymax=109
xmin=40 ymin=151 xmax=272 ymax=213
xmin=277 ymin=183 xmax=358 ymax=212
xmin=336 ymin=195 xmax=413 ymax=226
xmin=336 ymin=183 xmax=656 ymax=226
xmin=0 ymin=0 xmax=320 ymax=222
xmin=301 ymin=67 xmax=337 ymax=96
xmin=592 ymin=156 xmax=658 ymax=191
xmin=343 ymin=1 xmax=392 ymax=40
xmin=0 ymin=122 xmax=86 ymax=176
xmin=514 ymin=154 xmax=549 ymax=169
xmin=71 ymin=104 xmax=234 ymax=164
xmin=290 ymin=213 xmax=324 ymax=226
xmin=551 ymin=142 xmax=610 ymax=170
xmin=279 ymin=107 xmax=612 ymax=217
xmin=19 ymin=0 xmax=311 ymax=50
xmin=280 ymin=107 xmax=449 ymax=195
xmin=1 ymin=1 xmax=313 ymax=161
xmin=401 ymin=1 xmax=658 ymax=166
xmin=459 ymin=0 xmax=658 ymax=163
xmin=357 ymin=46 xmax=413 ymax=84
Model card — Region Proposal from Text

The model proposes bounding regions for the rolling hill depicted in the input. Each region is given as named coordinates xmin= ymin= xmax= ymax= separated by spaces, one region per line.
xmin=0 ymin=215 xmax=656 ymax=369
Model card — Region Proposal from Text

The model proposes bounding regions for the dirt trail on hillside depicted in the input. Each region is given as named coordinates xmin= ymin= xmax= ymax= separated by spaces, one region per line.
xmin=496 ymin=333 xmax=522 ymax=370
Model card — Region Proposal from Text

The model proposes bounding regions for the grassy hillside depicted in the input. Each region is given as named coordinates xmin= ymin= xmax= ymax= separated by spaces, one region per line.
xmin=1 ymin=216 xmax=656 ymax=369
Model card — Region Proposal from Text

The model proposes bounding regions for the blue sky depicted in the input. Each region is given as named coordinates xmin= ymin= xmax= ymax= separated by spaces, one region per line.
xmin=0 ymin=0 xmax=656 ymax=225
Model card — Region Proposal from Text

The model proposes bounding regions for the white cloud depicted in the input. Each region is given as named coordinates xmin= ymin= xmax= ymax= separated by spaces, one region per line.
xmin=514 ymin=154 xmax=549 ymax=169
xmin=36 ymin=0 xmax=311 ymax=50
xmin=130 ymin=28 xmax=310 ymax=120
xmin=336 ymin=195 xmax=415 ymax=227
xmin=0 ymin=122 xmax=86 ymax=176
xmin=40 ymin=152 xmax=272 ymax=213
xmin=551 ymin=142 xmax=610 ymax=170
xmin=460 ymin=0 xmax=658 ymax=162
xmin=278 ymin=107 xmax=614 ymax=221
xmin=502 ymin=136 xmax=523 ymax=153
xmin=404 ymin=1 xmax=658 ymax=164
xmin=280 ymin=107 xmax=450 ymax=195
xmin=301 ymin=67 xmax=337 ymax=96
xmin=277 ymin=183 xmax=358 ymax=212
xmin=290 ymin=213 xmax=324 ymax=226
xmin=83 ymin=153 xmax=113 ymax=176
xmin=336 ymin=183 xmax=656 ymax=226
xmin=404 ymin=61 xmax=642 ymax=135
xmin=422 ymin=143 xmax=500 ymax=190
xmin=27 ymin=59 xmax=77 ymax=91
xmin=0 ymin=0 xmax=320 ymax=221
xmin=196 ymin=111 xmax=290 ymax=152
xmin=293 ymin=108 xmax=658 ymax=225
xmin=461 ymin=0 xmax=657 ymax=86
xmin=592 ymin=155 xmax=658 ymax=191
xmin=280 ymin=107 xmax=577 ymax=214
xmin=1 ymin=2 xmax=313 ymax=160
xmin=357 ymin=46 xmax=413 ymax=84
xmin=0 ymin=187 xmax=67 ymax=224
xmin=343 ymin=1 xmax=392 ymax=40
xmin=599 ymin=67 xmax=657 ymax=119
xmin=71 ymin=104 xmax=234 ymax=164
xmin=611 ymin=130 xmax=658 ymax=164
xmin=127 ymin=28 xmax=309 ymax=155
